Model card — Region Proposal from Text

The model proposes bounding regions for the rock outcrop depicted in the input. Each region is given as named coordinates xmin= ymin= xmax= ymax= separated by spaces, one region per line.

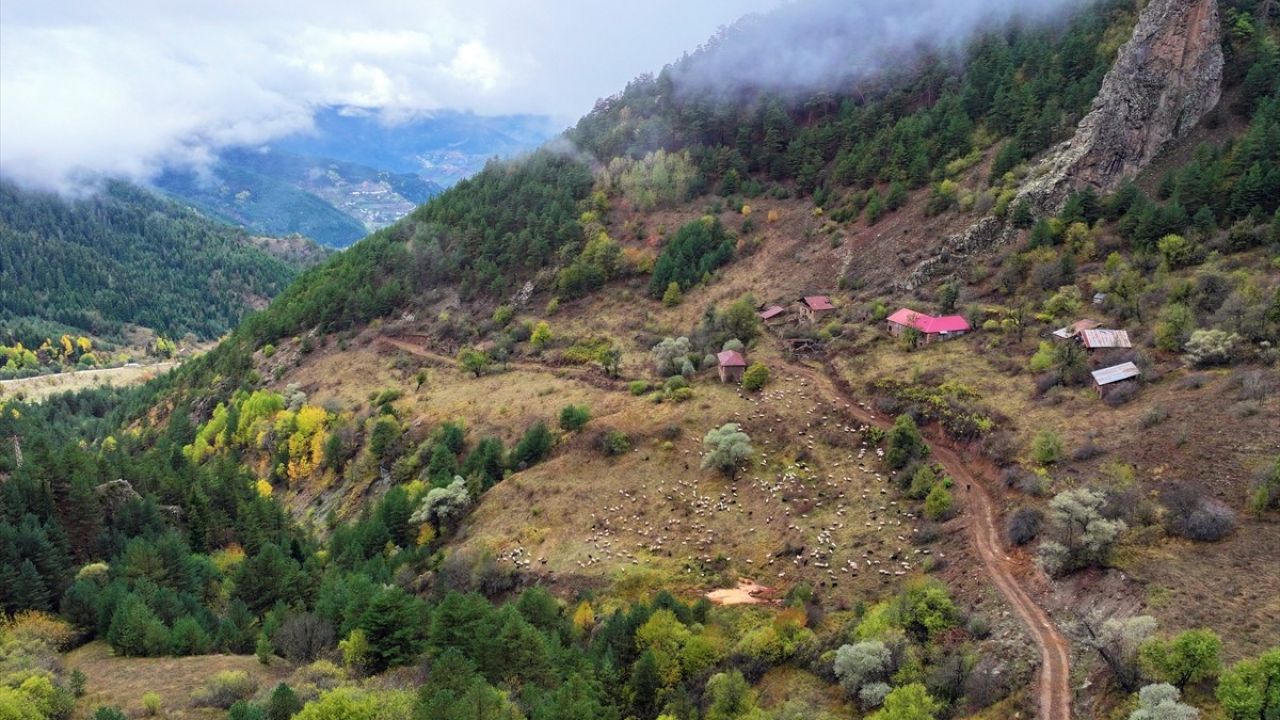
xmin=904 ymin=0 xmax=1224 ymax=288
xmin=1019 ymin=0 xmax=1224 ymax=212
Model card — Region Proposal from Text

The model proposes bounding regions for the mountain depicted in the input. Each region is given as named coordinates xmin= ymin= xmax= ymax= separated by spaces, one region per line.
xmin=3 ymin=2 xmax=1278 ymax=720
xmin=153 ymin=109 xmax=557 ymax=247
xmin=153 ymin=148 xmax=444 ymax=247
xmin=270 ymin=107 xmax=562 ymax=186
xmin=0 ymin=179 xmax=326 ymax=347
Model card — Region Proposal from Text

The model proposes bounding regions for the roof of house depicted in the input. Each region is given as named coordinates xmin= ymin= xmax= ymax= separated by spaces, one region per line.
xmin=1080 ymin=328 xmax=1132 ymax=349
xmin=758 ymin=306 xmax=786 ymax=320
xmin=1091 ymin=361 xmax=1141 ymax=386
xmin=717 ymin=350 xmax=747 ymax=367
xmin=886 ymin=308 xmax=971 ymax=334
xmin=801 ymin=295 xmax=835 ymax=311
xmin=1052 ymin=319 xmax=1102 ymax=339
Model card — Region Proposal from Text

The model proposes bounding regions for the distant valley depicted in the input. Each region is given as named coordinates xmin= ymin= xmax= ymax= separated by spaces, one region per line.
xmin=154 ymin=108 xmax=559 ymax=246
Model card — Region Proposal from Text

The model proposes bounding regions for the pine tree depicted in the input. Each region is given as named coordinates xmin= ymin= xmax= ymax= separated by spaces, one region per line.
xmin=14 ymin=559 xmax=51 ymax=611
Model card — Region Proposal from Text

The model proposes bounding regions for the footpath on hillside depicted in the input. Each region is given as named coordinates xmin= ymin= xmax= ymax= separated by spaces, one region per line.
xmin=818 ymin=359 xmax=1072 ymax=720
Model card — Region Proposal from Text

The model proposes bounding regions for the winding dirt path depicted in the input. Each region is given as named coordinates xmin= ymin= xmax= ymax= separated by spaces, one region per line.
xmin=815 ymin=360 xmax=1072 ymax=720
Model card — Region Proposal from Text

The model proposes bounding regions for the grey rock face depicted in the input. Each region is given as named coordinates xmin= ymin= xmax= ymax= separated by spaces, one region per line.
xmin=904 ymin=0 xmax=1224 ymax=288
xmin=1019 ymin=0 xmax=1224 ymax=213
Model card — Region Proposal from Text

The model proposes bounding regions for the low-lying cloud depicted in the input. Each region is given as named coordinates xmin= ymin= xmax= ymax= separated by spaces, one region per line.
xmin=0 ymin=0 xmax=780 ymax=191
xmin=672 ymin=0 xmax=1090 ymax=97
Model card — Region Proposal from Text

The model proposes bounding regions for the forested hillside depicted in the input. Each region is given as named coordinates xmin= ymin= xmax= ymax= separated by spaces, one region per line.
xmin=2 ymin=1 xmax=1278 ymax=720
xmin=0 ymin=180 xmax=325 ymax=350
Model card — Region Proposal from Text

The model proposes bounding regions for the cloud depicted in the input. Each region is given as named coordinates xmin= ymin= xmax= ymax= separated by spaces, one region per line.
xmin=0 ymin=0 xmax=781 ymax=191
xmin=671 ymin=0 xmax=1089 ymax=97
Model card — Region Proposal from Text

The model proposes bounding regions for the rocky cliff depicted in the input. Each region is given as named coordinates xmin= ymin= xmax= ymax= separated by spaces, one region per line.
xmin=902 ymin=0 xmax=1224 ymax=289
xmin=1019 ymin=0 xmax=1224 ymax=211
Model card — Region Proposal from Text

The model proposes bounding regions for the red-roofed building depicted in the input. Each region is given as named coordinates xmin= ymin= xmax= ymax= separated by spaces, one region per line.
xmin=758 ymin=305 xmax=786 ymax=323
xmin=796 ymin=295 xmax=835 ymax=323
xmin=886 ymin=308 xmax=972 ymax=344
xmin=716 ymin=350 xmax=747 ymax=383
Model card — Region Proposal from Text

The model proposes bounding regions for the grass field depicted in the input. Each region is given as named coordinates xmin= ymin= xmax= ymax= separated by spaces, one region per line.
xmin=0 ymin=363 xmax=178 ymax=402
xmin=65 ymin=641 xmax=293 ymax=719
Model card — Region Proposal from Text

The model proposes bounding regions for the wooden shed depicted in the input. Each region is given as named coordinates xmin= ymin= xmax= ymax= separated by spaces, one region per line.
xmin=1080 ymin=329 xmax=1132 ymax=350
xmin=1091 ymin=361 xmax=1140 ymax=397
xmin=717 ymin=350 xmax=747 ymax=384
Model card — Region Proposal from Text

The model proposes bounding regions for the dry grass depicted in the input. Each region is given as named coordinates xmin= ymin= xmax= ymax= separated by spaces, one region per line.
xmin=0 ymin=362 xmax=177 ymax=402
xmin=65 ymin=641 xmax=293 ymax=719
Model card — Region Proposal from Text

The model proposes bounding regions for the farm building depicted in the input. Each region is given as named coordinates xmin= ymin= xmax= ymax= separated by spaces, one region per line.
xmin=886 ymin=308 xmax=972 ymax=343
xmin=796 ymin=296 xmax=835 ymax=323
xmin=1080 ymin=328 xmax=1132 ymax=349
xmin=717 ymin=350 xmax=747 ymax=384
xmin=1091 ymin=361 xmax=1140 ymax=397
xmin=1052 ymin=319 xmax=1101 ymax=339
xmin=758 ymin=305 xmax=786 ymax=323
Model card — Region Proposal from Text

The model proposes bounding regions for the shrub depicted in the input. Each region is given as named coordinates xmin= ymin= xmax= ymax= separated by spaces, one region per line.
xmin=1161 ymin=485 xmax=1235 ymax=541
xmin=1 ymin=611 xmax=78 ymax=650
xmin=701 ymin=423 xmax=753 ymax=480
xmin=1007 ymin=507 xmax=1043 ymax=545
xmin=273 ymin=612 xmax=335 ymax=663
xmin=142 ymin=692 xmax=162 ymax=716
xmin=1037 ymin=488 xmax=1126 ymax=576
xmin=600 ymin=430 xmax=631 ymax=457
xmin=1032 ymin=430 xmax=1063 ymax=465
xmin=191 ymin=671 xmax=258 ymax=709
xmin=651 ymin=337 xmax=692 ymax=376
xmin=924 ymin=484 xmax=953 ymax=520
xmin=662 ymin=282 xmax=683 ymax=306
xmin=558 ymin=404 xmax=591 ymax=432
xmin=510 ymin=422 xmax=553 ymax=469
xmin=1184 ymin=329 xmax=1241 ymax=366
xmin=92 ymin=709 xmax=127 ymax=720
xmin=1104 ymin=382 xmax=1140 ymax=406
xmin=741 ymin=363 xmax=769 ymax=391
xmin=629 ymin=380 xmax=651 ymax=396
xmin=885 ymin=414 xmax=929 ymax=470
xmin=834 ymin=641 xmax=891 ymax=697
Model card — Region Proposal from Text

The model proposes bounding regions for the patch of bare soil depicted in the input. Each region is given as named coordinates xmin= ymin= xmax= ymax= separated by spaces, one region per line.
xmin=707 ymin=578 xmax=778 ymax=605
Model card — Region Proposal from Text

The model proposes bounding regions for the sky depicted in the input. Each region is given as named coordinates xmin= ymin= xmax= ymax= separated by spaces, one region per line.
xmin=0 ymin=0 xmax=782 ymax=190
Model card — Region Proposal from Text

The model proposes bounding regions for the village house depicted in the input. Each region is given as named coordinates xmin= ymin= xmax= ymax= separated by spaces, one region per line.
xmin=1079 ymin=328 xmax=1132 ymax=350
xmin=885 ymin=308 xmax=972 ymax=343
xmin=795 ymin=296 xmax=835 ymax=323
xmin=1091 ymin=361 xmax=1140 ymax=397
xmin=717 ymin=349 xmax=747 ymax=384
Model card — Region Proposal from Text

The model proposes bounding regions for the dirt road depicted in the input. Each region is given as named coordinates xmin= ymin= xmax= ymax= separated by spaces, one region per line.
xmin=817 ymin=360 xmax=1072 ymax=720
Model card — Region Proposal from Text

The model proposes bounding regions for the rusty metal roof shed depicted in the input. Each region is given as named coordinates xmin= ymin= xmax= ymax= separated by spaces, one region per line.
xmin=1080 ymin=328 xmax=1132 ymax=349
xmin=1091 ymin=362 xmax=1140 ymax=386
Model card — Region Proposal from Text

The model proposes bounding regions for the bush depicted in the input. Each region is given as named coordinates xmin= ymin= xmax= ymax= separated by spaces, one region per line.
xmin=741 ymin=362 xmax=769 ymax=391
xmin=142 ymin=692 xmax=162 ymax=716
xmin=1184 ymin=329 xmax=1241 ymax=366
xmin=273 ymin=612 xmax=335 ymax=663
xmin=1104 ymin=382 xmax=1140 ymax=406
xmin=558 ymin=404 xmax=591 ymax=432
xmin=629 ymin=380 xmax=651 ymax=396
xmin=1161 ymin=485 xmax=1235 ymax=541
xmin=1007 ymin=507 xmax=1043 ymax=545
xmin=92 ymin=709 xmax=127 ymax=720
xmin=1032 ymin=430 xmax=1063 ymax=465
xmin=510 ymin=422 xmax=553 ymax=469
xmin=923 ymin=484 xmax=954 ymax=521
xmin=192 ymin=671 xmax=258 ymax=709
xmin=600 ymin=430 xmax=631 ymax=456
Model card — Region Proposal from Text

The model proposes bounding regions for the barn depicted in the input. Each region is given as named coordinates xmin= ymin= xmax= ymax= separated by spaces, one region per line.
xmin=1080 ymin=329 xmax=1132 ymax=350
xmin=717 ymin=350 xmax=747 ymax=384
xmin=886 ymin=308 xmax=972 ymax=344
xmin=1091 ymin=361 xmax=1141 ymax=397
xmin=796 ymin=296 xmax=835 ymax=323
